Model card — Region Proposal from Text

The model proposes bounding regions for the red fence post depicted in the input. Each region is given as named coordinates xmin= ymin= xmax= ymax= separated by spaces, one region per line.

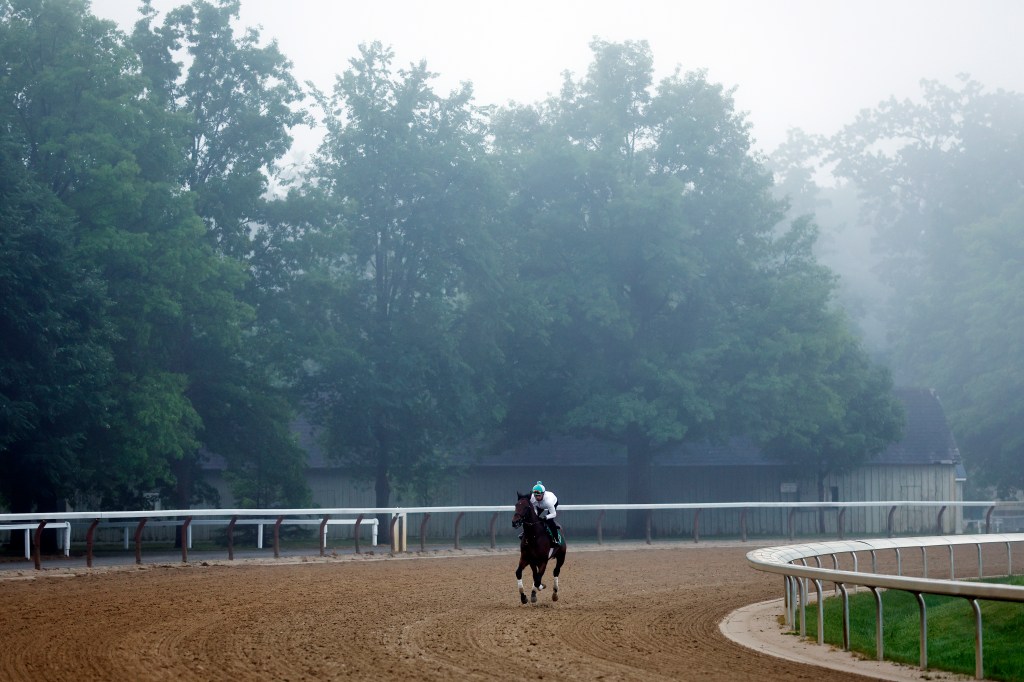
xmin=354 ymin=514 xmax=363 ymax=554
xmin=181 ymin=516 xmax=193 ymax=563
xmin=489 ymin=509 xmax=501 ymax=548
xmin=227 ymin=516 xmax=238 ymax=560
xmin=86 ymin=519 xmax=100 ymax=568
xmin=32 ymin=521 xmax=47 ymax=570
xmin=319 ymin=515 xmax=330 ymax=557
xmin=273 ymin=517 xmax=284 ymax=558
xmin=454 ymin=509 xmax=466 ymax=548
xmin=389 ymin=515 xmax=400 ymax=554
xmin=134 ymin=519 xmax=148 ymax=565
xmin=419 ymin=513 xmax=431 ymax=552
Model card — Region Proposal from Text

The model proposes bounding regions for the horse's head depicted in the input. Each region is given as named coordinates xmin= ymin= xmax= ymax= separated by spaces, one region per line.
xmin=512 ymin=492 xmax=533 ymax=528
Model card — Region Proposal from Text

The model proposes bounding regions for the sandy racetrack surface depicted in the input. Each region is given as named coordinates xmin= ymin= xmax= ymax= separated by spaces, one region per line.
xmin=0 ymin=544 xmax=895 ymax=681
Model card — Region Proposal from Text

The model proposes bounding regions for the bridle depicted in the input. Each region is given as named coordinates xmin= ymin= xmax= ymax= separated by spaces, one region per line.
xmin=512 ymin=497 xmax=543 ymax=530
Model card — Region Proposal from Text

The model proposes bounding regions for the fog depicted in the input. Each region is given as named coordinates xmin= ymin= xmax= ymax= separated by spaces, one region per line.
xmin=92 ymin=0 xmax=1024 ymax=155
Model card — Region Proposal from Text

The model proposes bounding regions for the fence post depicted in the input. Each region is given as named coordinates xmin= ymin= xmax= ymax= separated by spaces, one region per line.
xmin=273 ymin=516 xmax=284 ymax=558
xmin=181 ymin=516 xmax=193 ymax=563
xmin=319 ymin=515 xmax=329 ymax=557
xmin=354 ymin=514 xmax=363 ymax=554
xmin=456 ymin=512 xmax=467 ymax=549
xmin=32 ymin=521 xmax=47 ymax=570
xmin=915 ymin=592 xmax=928 ymax=670
xmin=596 ymin=510 xmax=605 ymax=545
xmin=134 ymin=519 xmax=148 ymax=565
xmin=970 ymin=598 xmax=983 ymax=679
xmin=227 ymin=516 xmax=238 ymax=560
xmin=86 ymin=519 xmax=100 ymax=568
xmin=419 ymin=513 xmax=431 ymax=552
xmin=389 ymin=515 xmax=400 ymax=554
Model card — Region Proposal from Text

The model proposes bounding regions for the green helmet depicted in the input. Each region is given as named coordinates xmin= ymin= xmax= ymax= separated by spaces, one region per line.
xmin=532 ymin=482 xmax=545 ymax=495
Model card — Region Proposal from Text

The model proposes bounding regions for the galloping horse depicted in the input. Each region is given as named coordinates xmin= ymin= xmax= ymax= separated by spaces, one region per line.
xmin=511 ymin=492 xmax=567 ymax=604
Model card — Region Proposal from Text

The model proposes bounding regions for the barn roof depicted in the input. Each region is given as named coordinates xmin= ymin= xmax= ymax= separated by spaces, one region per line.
xmin=475 ymin=387 xmax=962 ymax=469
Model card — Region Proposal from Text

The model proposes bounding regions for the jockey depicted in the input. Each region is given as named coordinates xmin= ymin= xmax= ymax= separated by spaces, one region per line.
xmin=530 ymin=482 xmax=561 ymax=544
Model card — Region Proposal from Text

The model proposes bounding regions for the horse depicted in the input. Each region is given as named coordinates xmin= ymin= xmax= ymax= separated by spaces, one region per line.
xmin=511 ymin=492 xmax=567 ymax=604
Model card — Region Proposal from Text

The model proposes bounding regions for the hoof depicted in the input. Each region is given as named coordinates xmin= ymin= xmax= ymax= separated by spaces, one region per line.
xmin=552 ymin=592 xmax=559 ymax=602
xmin=520 ymin=593 xmax=528 ymax=604
xmin=530 ymin=591 xmax=537 ymax=604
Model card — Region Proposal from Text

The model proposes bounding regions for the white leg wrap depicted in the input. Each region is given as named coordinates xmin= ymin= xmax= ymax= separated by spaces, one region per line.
xmin=517 ymin=578 xmax=524 ymax=592
xmin=554 ymin=576 xmax=559 ymax=590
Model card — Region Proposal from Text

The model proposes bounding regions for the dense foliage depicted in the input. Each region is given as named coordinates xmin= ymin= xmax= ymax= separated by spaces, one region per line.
xmin=3 ymin=0 xmax=956 ymax=533
xmin=816 ymin=77 xmax=1024 ymax=496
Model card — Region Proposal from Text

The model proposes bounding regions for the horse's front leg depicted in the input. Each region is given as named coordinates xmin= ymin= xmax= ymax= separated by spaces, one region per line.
xmin=515 ymin=559 xmax=529 ymax=604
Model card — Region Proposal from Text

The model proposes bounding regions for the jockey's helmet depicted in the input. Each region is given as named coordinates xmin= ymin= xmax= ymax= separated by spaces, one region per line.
xmin=532 ymin=482 xmax=545 ymax=496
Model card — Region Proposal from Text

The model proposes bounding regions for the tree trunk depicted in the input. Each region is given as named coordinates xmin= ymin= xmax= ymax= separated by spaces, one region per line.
xmin=625 ymin=427 xmax=652 ymax=539
xmin=8 ymin=477 xmax=63 ymax=554
xmin=171 ymin=456 xmax=194 ymax=549
xmin=817 ymin=470 xmax=827 ymax=534
xmin=375 ymin=452 xmax=391 ymax=545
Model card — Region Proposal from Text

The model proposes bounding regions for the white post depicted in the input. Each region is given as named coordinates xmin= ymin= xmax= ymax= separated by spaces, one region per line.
xmin=257 ymin=523 xmax=264 ymax=549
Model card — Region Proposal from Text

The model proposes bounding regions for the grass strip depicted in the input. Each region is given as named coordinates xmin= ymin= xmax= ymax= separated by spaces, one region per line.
xmin=803 ymin=576 xmax=1024 ymax=681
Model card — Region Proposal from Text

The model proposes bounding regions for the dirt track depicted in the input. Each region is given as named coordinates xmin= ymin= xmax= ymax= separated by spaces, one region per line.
xmin=0 ymin=544 xmax=889 ymax=681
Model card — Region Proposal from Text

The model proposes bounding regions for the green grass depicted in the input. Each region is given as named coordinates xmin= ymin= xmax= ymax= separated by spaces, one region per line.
xmin=802 ymin=576 xmax=1024 ymax=681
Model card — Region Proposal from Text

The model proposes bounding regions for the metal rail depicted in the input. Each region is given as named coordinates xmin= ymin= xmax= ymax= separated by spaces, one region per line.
xmin=4 ymin=501 xmax=1024 ymax=569
xmin=748 ymin=534 xmax=1024 ymax=680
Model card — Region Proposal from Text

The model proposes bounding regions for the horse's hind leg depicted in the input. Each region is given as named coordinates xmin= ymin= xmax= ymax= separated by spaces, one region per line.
xmin=551 ymin=550 xmax=566 ymax=602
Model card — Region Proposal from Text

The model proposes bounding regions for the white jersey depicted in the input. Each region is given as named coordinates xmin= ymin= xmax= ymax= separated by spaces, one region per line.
xmin=531 ymin=490 xmax=558 ymax=520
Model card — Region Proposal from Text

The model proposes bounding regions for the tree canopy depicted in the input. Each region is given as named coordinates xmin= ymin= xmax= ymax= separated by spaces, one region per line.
xmin=2 ymin=1 xmax=919 ymax=522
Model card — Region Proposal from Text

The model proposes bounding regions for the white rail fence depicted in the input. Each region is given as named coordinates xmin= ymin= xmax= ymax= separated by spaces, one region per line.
xmin=3 ymin=500 xmax=1024 ymax=570
xmin=748 ymin=534 xmax=1024 ymax=680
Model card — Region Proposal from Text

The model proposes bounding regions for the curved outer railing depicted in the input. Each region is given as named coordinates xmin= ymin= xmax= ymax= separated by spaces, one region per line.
xmin=747 ymin=534 xmax=1024 ymax=680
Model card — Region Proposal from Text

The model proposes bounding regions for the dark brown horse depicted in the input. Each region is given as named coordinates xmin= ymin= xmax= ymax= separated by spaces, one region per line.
xmin=512 ymin=492 xmax=567 ymax=604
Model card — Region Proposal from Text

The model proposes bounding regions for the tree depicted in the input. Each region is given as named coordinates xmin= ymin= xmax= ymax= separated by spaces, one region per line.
xmin=129 ymin=0 xmax=312 ymax=509
xmin=0 ymin=0 xmax=297 ymax=513
xmin=300 ymin=43 xmax=503 ymax=535
xmin=0 ymin=129 xmax=113 ymax=513
xmin=494 ymin=40 xmax=902 ymax=536
xmin=0 ymin=0 xmax=205 ymax=511
xmin=932 ymin=200 xmax=1024 ymax=495
xmin=829 ymin=77 xmax=1024 ymax=496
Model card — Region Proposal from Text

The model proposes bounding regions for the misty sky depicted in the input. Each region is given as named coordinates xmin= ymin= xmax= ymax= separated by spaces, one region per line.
xmin=91 ymin=0 xmax=1024 ymax=155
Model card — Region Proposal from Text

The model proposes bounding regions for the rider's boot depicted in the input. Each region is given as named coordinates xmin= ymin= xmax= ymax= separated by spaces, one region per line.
xmin=547 ymin=519 xmax=560 ymax=544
